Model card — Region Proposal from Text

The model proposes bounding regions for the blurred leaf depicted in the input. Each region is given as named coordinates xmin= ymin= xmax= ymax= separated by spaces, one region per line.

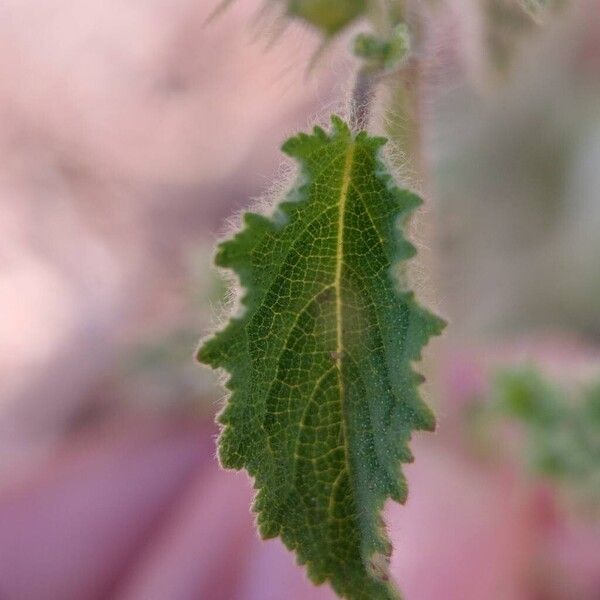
xmin=353 ymin=24 xmax=410 ymax=71
xmin=198 ymin=116 xmax=444 ymax=599
xmin=207 ymin=0 xmax=367 ymax=36
xmin=485 ymin=0 xmax=538 ymax=73
xmin=491 ymin=368 xmax=600 ymax=507
xmin=287 ymin=0 xmax=367 ymax=35
xmin=482 ymin=0 xmax=564 ymax=75
xmin=494 ymin=368 xmax=563 ymax=426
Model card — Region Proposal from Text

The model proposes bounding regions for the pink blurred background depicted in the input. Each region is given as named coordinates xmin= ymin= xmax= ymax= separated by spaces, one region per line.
xmin=1 ymin=1 xmax=599 ymax=599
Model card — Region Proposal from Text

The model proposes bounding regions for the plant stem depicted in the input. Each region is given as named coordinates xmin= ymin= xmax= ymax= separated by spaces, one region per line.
xmin=350 ymin=67 xmax=379 ymax=132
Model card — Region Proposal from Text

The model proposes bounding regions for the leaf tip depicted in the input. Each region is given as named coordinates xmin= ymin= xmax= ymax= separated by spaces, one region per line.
xmin=330 ymin=114 xmax=351 ymax=137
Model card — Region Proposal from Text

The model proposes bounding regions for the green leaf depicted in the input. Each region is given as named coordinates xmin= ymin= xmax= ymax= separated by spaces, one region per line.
xmin=286 ymin=0 xmax=367 ymax=35
xmin=489 ymin=367 xmax=600 ymax=508
xmin=198 ymin=116 xmax=445 ymax=599
xmin=353 ymin=24 xmax=410 ymax=71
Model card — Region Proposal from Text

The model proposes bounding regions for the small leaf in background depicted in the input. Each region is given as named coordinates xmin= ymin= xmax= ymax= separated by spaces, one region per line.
xmin=353 ymin=24 xmax=410 ymax=71
xmin=198 ymin=116 xmax=445 ymax=599
xmin=494 ymin=368 xmax=563 ymax=426
xmin=490 ymin=368 xmax=600 ymax=510
xmin=482 ymin=0 xmax=563 ymax=75
xmin=287 ymin=0 xmax=367 ymax=35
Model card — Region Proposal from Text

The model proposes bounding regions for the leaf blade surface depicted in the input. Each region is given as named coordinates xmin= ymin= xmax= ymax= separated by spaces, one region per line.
xmin=198 ymin=116 xmax=445 ymax=600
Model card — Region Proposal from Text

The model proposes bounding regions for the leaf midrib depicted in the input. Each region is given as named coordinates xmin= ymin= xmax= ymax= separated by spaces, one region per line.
xmin=333 ymin=140 xmax=356 ymax=521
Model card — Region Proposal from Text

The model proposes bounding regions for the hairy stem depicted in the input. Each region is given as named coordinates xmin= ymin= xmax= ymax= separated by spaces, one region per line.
xmin=350 ymin=67 xmax=380 ymax=131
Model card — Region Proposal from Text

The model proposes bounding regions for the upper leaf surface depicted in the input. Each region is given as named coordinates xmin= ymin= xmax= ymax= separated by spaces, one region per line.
xmin=198 ymin=116 xmax=445 ymax=600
